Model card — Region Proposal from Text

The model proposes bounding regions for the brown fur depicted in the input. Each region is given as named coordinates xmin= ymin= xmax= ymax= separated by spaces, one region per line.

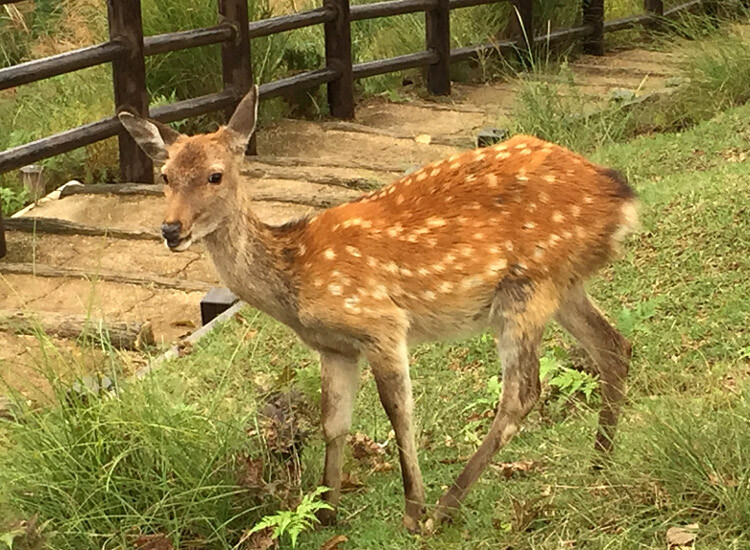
xmin=120 ymin=89 xmax=637 ymax=531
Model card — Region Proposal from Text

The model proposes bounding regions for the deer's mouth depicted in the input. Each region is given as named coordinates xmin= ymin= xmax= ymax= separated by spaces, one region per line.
xmin=165 ymin=233 xmax=193 ymax=252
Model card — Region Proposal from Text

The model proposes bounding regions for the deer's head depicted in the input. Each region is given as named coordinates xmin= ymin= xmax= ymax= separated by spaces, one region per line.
xmin=119 ymin=86 xmax=259 ymax=252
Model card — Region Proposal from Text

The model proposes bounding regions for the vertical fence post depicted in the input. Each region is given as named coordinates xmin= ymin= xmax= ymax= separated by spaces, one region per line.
xmin=511 ymin=0 xmax=534 ymax=48
xmin=0 ymin=203 xmax=6 ymax=259
xmin=325 ymin=0 xmax=354 ymax=118
xmin=219 ymin=0 xmax=255 ymax=154
xmin=426 ymin=0 xmax=450 ymax=95
xmin=107 ymin=0 xmax=152 ymax=183
xmin=644 ymin=0 xmax=664 ymax=15
xmin=582 ymin=0 xmax=604 ymax=56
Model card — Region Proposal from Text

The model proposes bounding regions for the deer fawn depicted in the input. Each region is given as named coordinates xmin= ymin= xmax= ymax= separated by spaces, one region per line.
xmin=119 ymin=86 xmax=637 ymax=531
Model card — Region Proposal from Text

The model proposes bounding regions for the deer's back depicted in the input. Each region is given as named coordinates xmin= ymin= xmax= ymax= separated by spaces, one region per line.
xmin=293 ymin=135 xmax=637 ymax=346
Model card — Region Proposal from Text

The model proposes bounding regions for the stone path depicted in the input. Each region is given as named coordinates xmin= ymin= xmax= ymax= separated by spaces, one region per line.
xmin=0 ymin=46 xmax=682 ymax=394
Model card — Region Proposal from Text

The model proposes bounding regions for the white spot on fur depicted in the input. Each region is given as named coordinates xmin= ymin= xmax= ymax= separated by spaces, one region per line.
xmin=439 ymin=281 xmax=454 ymax=293
xmin=416 ymin=171 xmax=428 ymax=181
xmin=427 ymin=217 xmax=447 ymax=228
xmin=328 ymin=283 xmax=343 ymax=296
xmin=496 ymin=151 xmax=511 ymax=160
xmin=345 ymin=245 xmax=362 ymax=257
xmin=488 ymin=258 xmax=508 ymax=273
xmin=443 ymin=253 xmax=457 ymax=264
xmin=543 ymin=175 xmax=556 ymax=183
xmin=487 ymin=173 xmax=498 ymax=187
xmin=523 ymin=222 xmax=536 ymax=230
xmin=400 ymin=268 xmax=413 ymax=277
xmin=514 ymin=142 xmax=528 ymax=149
xmin=431 ymin=263 xmax=446 ymax=273
xmin=385 ymin=262 xmax=399 ymax=274
xmin=396 ymin=194 xmax=405 ymax=205
xmin=570 ymin=205 xmax=581 ymax=218
xmin=519 ymin=148 xmax=532 ymax=156
xmin=474 ymin=232 xmax=484 ymax=240
xmin=314 ymin=278 xmax=324 ymax=288
xmin=461 ymin=275 xmax=482 ymax=290
xmin=430 ymin=168 xmax=442 ymax=177
xmin=505 ymin=240 xmax=514 ymax=251
xmin=460 ymin=246 xmax=474 ymax=258
xmin=584 ymin=195 xmax=593 ymax=204
xmin=423 ymin=290 xmax=437 ymax=301
xmin=324 ymin=248 xmax=336 ymax=260
xmin=299 ymin=244 xmax=307 ymax=256
xmin=367 ymin=257 xmax=378 ymax=268
xmin=548 ymin=234 xmax=561 ymax=246
xmin=552 ymin=211 xmax=565 ymax=223
xmin=418 ymin=267 xmax=430 ymax=277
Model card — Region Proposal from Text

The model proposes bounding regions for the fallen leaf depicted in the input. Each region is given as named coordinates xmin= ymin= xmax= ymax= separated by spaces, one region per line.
xmin=176 ymin=340 xmax=193 ymax=358
xmin=491 ymin=460 xmax=542 ymax=480
xmin=320 ymin=534 xmax=348 ymax=550
xmin=341 ymin=471 xmax=365 ymax=493
xmin=134 ymin=533 xmax=174 ymax=550
xmin=240 ymin=526 xmax=277 ymax=550
xmin=415 ymin=134 xmax=432 ymax=144
xmin=237 ymin=455 xmax=265 ymax=489
xmin=666 ymin=524 xmax=698 ymax=548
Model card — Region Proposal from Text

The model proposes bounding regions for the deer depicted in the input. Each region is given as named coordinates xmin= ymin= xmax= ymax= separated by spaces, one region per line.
xmin=118 ymin=85 xmax=638 ymax=532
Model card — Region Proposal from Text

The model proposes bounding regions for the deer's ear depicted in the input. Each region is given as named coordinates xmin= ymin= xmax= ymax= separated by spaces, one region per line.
xmin=225 ymin=85 xmax=259 ymax=151
xmin=118 ymin=112 xmax=181 ymax=162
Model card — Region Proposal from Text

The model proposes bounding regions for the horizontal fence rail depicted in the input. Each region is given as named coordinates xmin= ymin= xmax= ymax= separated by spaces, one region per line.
xmin=0 ymin=0 xmax=710 ymax=184
xmin=0 ymin=42 xmax=126 ymax=91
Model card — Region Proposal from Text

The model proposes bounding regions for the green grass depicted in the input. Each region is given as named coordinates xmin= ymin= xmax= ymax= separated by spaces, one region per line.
xmin=2 ymin=100 xmax=750 ymax=548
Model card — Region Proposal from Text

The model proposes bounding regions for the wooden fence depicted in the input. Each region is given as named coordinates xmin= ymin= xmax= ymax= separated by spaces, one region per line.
xmin=0 ymin=0 xmax=713 ymax=188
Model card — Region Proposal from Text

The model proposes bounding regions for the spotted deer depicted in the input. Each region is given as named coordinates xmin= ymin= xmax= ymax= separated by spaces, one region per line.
xmin=119 ymin=86 xmax=637 ymax=531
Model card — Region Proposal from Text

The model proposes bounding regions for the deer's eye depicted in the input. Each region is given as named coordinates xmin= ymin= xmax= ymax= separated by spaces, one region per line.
xmin=208 ymin=172 xmax=223 ymax=185
xmin=161 ymin=173 xmax=168 ymax=184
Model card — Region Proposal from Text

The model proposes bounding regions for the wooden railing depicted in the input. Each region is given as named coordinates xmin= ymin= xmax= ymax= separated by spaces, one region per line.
xmin=0 ymin=0 xmax=706 ymax=189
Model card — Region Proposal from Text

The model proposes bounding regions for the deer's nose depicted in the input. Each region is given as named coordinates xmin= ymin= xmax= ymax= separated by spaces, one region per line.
xmin=161 ymin=221 xmax=182 ymax=244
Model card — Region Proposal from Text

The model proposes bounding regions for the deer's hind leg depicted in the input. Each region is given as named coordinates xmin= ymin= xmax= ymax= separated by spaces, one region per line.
xmin=367 ymin=339 xmax=426 ymax=532
xmin=555 ymin=286 xmax=631 ymax=454
xmin=434 ymin=278 xmax=557 ymax=521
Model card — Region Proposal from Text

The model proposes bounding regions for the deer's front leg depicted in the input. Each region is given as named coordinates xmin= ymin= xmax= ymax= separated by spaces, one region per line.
xmin=368 ymin=342 xmax=425 ymax=532
xmin=318 ymin=351 xmax=360 ymax=525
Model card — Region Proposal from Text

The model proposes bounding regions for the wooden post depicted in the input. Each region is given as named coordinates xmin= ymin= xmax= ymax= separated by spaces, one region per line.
xmin=644 ymin=0 xmax=664 ymax=16
xmin=425 ymin=0 xmax=450 ymax=95
xmin=324 ymin=0 xmax=354 ymax=119
xmin=511 ymin=0 xmax=534 ymax=48
xmin=0 ymin=201 xmax=6 ymax=260
xmin=219 ymin=0 xmax=256 ymax=155
xmin=582 ymin=0 xmax=604 ymax=56
xmin=107 ymin=0 xmax=152 ymax=183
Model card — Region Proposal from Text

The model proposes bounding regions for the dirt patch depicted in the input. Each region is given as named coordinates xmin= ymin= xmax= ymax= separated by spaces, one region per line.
xmin=355 ymin=98 xmax=488 ymax=139
xmin=258 ymin=119 xmax=460 ymax=171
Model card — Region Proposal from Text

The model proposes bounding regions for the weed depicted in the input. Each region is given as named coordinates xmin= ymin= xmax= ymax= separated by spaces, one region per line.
xmin=0 ymin=185 xmax=28 ymax=216
xmin=242 ymin=487 xmax=332 ymax=548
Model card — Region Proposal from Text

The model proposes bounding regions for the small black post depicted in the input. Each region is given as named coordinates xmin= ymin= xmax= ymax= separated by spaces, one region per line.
xmin=582 ymin=0 xmax=605 ymax=56
xmin=425 ymin=0 xmax=450 ymax=95
xmin=511 ymin=0 xmax=534 ymax=48
xmin=325 ymin=0 xmax=354 ymax=118
xmin=107 ymin=0 xmax=152 ymax=183
xmin=219 ymin=0 xmax=256 ymax=154
xmin=0 ymin=201 xmax=6 ymax=259
xmin=644 ymin=0 xmax=664 ymax=15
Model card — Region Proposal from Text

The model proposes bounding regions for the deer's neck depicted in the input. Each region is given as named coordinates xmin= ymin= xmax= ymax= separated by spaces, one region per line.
xmin=203 ymin=198 xmax=303 ymax=328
